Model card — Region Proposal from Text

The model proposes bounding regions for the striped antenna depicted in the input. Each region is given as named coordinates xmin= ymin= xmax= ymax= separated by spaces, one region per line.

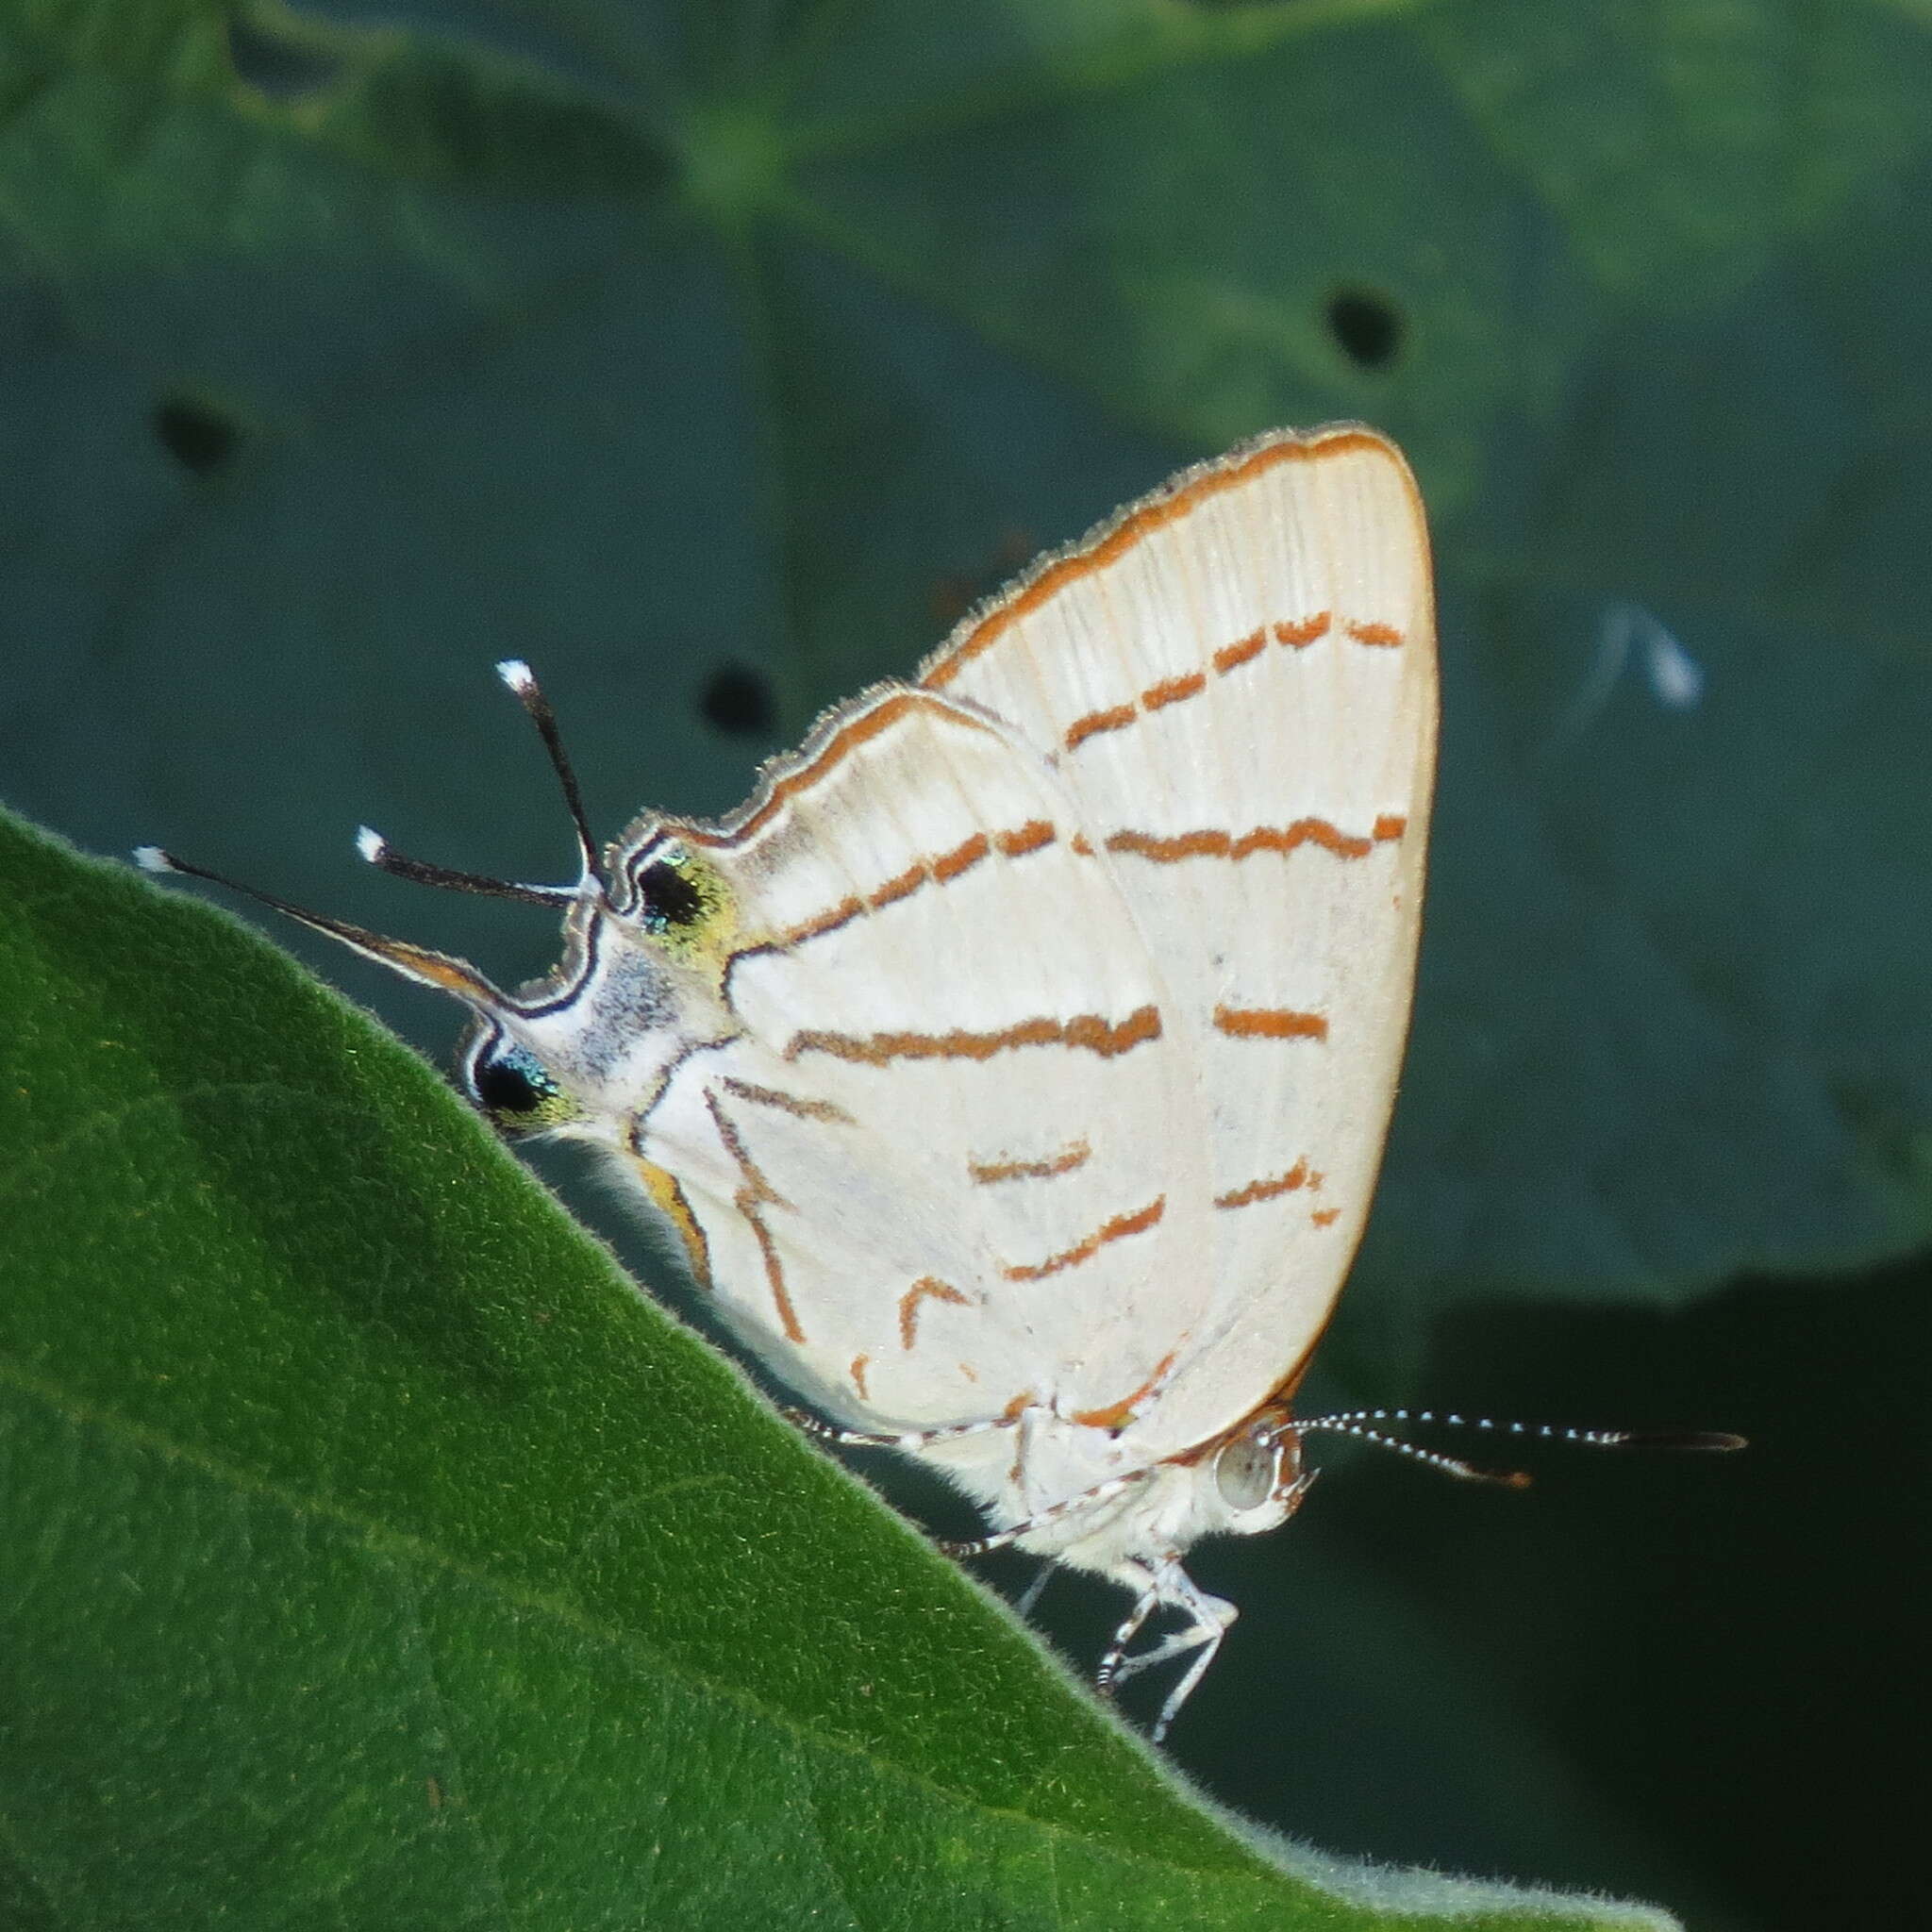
xmin=1284 ymin=1408 xmax=1745 ymax=1489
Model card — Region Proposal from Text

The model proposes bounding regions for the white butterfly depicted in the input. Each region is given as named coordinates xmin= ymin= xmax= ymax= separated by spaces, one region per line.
xmin=148 ymin=425 xmax=1699 ymax=1740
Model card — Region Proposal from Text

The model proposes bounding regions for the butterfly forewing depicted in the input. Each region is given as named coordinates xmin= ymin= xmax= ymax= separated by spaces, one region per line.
xmin=921 ymin=427 xmax=1436 ymax=1455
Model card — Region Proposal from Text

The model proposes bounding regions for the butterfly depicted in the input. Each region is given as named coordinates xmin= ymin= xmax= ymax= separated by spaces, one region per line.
xmin=142 ymin=424 xmax=1733 ymax=1740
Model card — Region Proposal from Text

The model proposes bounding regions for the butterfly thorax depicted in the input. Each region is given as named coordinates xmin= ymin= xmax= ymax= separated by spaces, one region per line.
xmin=912 ymin=1401 xmax=1306 ymax=1581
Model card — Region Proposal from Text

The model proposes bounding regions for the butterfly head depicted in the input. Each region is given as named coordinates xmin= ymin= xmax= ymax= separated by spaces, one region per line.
xmin=1207 ymin=1412 xmax=1311 ymax=1535
xmin=449 ymin=830 xmax=742 ymax=1140
xmin=137 ymin=661 xmax=742 ymax=1146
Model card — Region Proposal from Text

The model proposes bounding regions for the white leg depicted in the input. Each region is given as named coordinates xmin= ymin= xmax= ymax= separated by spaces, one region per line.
xmin=1014 ymin=1561 xmax=1053 ymax=1620
xmin=1149 ymin=1612 xmax=1230 ymax=1745
xmin=780 ymin=1405 xmax=1017 ymax=1452
xmin=790 ymin=1403 xmax=1157 ymax=1565
xmin=1094 ymin=1565 xmax=1164 ymax=1695
xmin=940 ymin=1468 xmax=1149 ymax=1557
xmin=1096 ymin=1559 xmax=1238 ymax=1743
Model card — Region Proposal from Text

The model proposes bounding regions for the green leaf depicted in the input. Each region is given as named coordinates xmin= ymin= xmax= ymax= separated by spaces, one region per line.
xmin=0 ymin=812 xmax=1670 ymax=1925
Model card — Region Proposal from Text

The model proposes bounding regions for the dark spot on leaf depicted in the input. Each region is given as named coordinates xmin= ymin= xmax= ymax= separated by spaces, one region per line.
xmin=1324 ymin=289 xmax=1404 ymax=371
xmin=226 ymin=16 xmax=345 ymax=100
xmin=153 ymin=398 xmax=242 ymax=474
xmin=700 ymin=663 xmax=775 ymax=737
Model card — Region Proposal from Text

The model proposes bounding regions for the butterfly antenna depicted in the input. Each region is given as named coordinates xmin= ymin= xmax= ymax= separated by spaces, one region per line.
xmin=495 ymin=659 xmax=606 ymax=894
xmin=1288 ymin=1407 xmax=1745 ymax=1490
xmin=133 ymin=846 xmax=511 ymax=1010
xmin=1290 ymin=1419 xmax=1533 ymax=1488
xmin=353 ymin=826 xmax=576 ymax=908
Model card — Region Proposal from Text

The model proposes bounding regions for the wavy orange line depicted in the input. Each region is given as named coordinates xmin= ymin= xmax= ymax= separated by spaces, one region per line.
xmin=786 ymin=1006 xmax=1161 ymax=1067
xmin=1004 ymin=1196 xmax=1165 ymax=1283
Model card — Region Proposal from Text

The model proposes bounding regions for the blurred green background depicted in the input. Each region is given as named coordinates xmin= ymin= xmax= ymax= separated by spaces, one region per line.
xmin=4 ymin=1 xmax=1928 ymax=1925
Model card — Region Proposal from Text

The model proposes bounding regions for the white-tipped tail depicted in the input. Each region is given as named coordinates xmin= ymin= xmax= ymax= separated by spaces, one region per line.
xmin=496 ymin=658 xmax=534 ymax=692
xmin=355 ymin=825 xmax=387 ymax=864
xmin=133 ymin=845 xmax=175 ymax=874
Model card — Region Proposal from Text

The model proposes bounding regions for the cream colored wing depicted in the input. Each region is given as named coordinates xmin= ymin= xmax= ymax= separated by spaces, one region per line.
xmin=629 ymin=687 xmax=1216 ymax=1435
xmin=921 ymin=426 xmax=1437 ymax=1457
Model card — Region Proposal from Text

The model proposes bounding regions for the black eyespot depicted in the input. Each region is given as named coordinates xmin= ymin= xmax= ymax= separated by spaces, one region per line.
xmin=467 ymin=1041 xmax=572 ymax=1132
xmin=1324 ymin=289 xmax=1405 ymax=371
xmin=475 ymin=1055 xmax=543 ymax=1118
xmin=638 ymin=858 xmax=705 ymax=929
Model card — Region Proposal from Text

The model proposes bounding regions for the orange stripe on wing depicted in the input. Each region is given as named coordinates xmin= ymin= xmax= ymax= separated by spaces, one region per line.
xmin=1234 ymin=818 xmax=1374 ymax=859
xmin=784 ymin=894 xmax=866 ymax=943
xmin=765 ymin=819 xmax=1061 ymax=949
xmin=1141 ymin=671 xmax=1206 ymax=711
xmin=1004 ymin=1196 xmax=1165 ymax=1283
xmin=994 ymin=819 xmax=1056 ymax=858
xmin=867 ymin=861 xmax=925 ymax=910
xmin=1212 ymin=626 xmax=1267 ymax=674
xmin=1214 ymin=1005 xmax=1328 ymax=1041
xmin=1274 ymin=613 xmax=1332 ymax=648
xmin=1214 ymin=1159 xmax=1310 ymax=1210
xmin=1073 ymin=1351 xmax=1180 ymax=1431
xmin=1064 ymin=703 xmax=1138 ymax=750
xmin=1108 ymin=828 xmax=1233 ymax=861
xmin=932 ymin=830 xmax=991 ymax=882
xmin=1052 ymin=600 xmax=1402 ymax=754
xmin=969 ymin=1137 xmax=1091 ymax=1184
xmin=704 ymin=1091 xmax=805 ymax=1344
xmin=786 ymin=1005 xmax=1160 ymax=1067
xmin=898 ymin=1275 xmax=971 ymax=1350
xmin=1107 ymin=816 xmax=1395 ymax=864
xmin=719 ymin=1076 xmax=855 ymax=1124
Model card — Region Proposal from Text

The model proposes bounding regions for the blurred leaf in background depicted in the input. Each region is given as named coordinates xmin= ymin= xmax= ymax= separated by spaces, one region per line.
xmin=3 ymin=1 xmax=1927 ymax=1926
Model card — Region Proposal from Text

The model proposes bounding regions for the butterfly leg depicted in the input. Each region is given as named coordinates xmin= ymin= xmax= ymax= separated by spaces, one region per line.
xmin=1096 ymin=1558 xmax=1237 ymax=1743
xmin=1013 ymin=1560 xmax=1054 ymax=1620
xmin=786 ymin=1405 xmax=1157 ymax=1558
xmin=939 ymin=1467 xmax=1154 ymax=1557
xmin=779 ymin=1407 xmax=1015 ymax=1452
xmin=1093 ymin=1565 xmax=1163 ymax=1699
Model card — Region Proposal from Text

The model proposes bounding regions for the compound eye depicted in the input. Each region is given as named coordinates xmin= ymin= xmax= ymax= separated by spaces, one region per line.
xmin=466 ymin=1039 xmax=575 ymax=1133
xmin=1213 ymin=1425 xmax=1280 ymax=1513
